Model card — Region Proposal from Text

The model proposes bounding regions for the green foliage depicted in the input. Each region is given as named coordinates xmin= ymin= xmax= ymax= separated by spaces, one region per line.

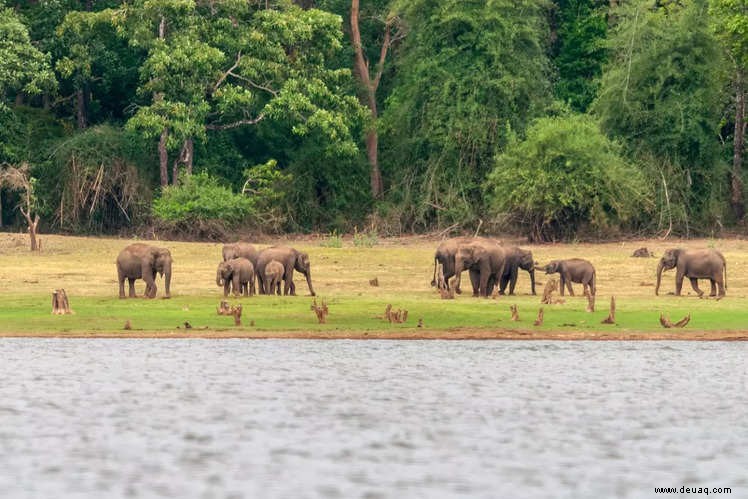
xmin=592 ymin=0 xmax=727 ymax=226
xmin=352 ymin=227 xmax=378 ymax=247
xmin=710 ymin=0 xmax=748 ymax=70
xmin=319 ymin=230 xmax=343 ymax=248
xmin=486 ymin=114 xmax=651 ymax=241
xmin=381 ymin=0 xmax=552 ymax=230
xmin=0 ymin=7 xmax=56 ymax=108
xmin=153 ymin=172 xmax=254 ymax=237
xmin=552 ymin=0 xmax=608 ymax=112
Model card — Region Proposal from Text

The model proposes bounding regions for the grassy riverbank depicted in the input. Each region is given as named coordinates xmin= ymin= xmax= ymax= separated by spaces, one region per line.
xmin=1 ymin=232 xmax=748 ymax=340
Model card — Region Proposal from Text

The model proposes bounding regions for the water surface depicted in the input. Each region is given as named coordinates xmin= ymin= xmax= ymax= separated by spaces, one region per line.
xmin=0 ymin=340 xmax=746 ymax=498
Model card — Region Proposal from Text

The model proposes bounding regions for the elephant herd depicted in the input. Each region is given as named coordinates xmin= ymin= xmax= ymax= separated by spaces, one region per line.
xmin=115 ymin=242 xmax=315 ymax=299
xmin=114 ymin=237 xmax=728 ymax=301
xmin=432 ymin=237 xmax=728 ymax=299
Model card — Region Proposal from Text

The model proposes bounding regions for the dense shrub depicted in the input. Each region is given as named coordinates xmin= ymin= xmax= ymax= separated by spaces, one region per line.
xmin=153 ymin=172 xmax=255 ymax=239
xmin=485 ymin=114 xmax=651 ymax=241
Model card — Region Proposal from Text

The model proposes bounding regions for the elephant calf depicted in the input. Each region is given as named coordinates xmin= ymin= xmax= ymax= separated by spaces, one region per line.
xmin=264 ymin=260 xmax=284 ymax=295
xmin=216 ymin=258 xmax=255 ymax=297
xmin=539 ymin=258 xmax=596 ymax=296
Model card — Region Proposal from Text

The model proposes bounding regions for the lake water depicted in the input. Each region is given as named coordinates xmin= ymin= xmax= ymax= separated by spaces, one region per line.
xmin=0 ymin=340 xmax=746 ymax=499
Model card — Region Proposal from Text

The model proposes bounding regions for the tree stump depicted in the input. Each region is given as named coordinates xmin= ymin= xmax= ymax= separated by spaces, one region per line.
xmin=660 ymin=313 xmax=690 ymax=328
xmin=384 ymin=304 xmax=408 ymax=323
xmin=369 ymin=277 xmax=379 ymax=287
xmin=541 ymin=278 xmax=558 ymax=304
xmin=533 ymin=307 xmax=544 ymax=326
xmin=510 ymin=304 xmax=519 ymax=321
xmin=124 ymin=320 xmax=132 ymax=330
xmin=311 ymin=298 xmax=329 ymax=324
xmin=601 ymin=296 xmax=616 ymax=324
xmin=217 ymin=300 xmax=242 ymax=326
xmin=51 ymin=289 xmax=72 ymax=315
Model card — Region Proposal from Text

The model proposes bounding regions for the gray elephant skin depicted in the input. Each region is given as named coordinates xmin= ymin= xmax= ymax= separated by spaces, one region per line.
xmin=499 ymin=246 xmax=536 ymax=295
xmin=655 ymin=248 xmax=727 ymax=298
xmin=431 ymin=237 xmax=475 ymax=293
xmin=264 ymin=260 xmax=285 ymax=295
xmin=453 ymin=239 xmax=506 ymax=297
xmin=540 ymin=258 xmax=595 ymax=296
xmin=116 ymin=243 xmax=172 ymax=299
xmin=256 ymin=246 xmax=316 ymax=296
xmin=216 ymin=257 xmax=255 ymax=297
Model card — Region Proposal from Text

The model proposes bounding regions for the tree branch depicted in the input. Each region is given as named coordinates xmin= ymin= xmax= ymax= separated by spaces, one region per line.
xmin=372 ymin=21 xmax=391 ymax=91
xmin=206 ymin=114 xmax=265 ymax=130
xmin=213 ymin=51 xmax=242 ymax=94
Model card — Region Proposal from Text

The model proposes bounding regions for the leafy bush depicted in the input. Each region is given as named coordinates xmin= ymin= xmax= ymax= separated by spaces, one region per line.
xmin=352 ymin=227 xmax=378 ymax=247
xmin=153 ymin=172 xmax=255 ymax=239
xmin=319 ymin=230 xmax=343 ymax=248
xmin=485 ymin=114 xmax=651 ymax=241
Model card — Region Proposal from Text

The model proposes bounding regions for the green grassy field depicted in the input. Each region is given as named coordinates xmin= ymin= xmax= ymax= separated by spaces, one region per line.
xmin=1 ymin=232 xmax=747 ymax=338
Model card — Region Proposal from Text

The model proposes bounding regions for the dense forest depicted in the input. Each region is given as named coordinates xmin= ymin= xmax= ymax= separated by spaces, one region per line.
xmin=0 ymin=0 xmax=745 ymax=241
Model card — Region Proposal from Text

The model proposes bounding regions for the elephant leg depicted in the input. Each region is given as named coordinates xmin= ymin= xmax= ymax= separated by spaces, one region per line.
xmin=508 ymin=268 xmax=519 ymax=295
xmin=469 ymin=269 xmax=481 ymax=297
xmin=232 ymin=276 xmax=240 ymax=297
xmin=709 ymin=280 xmax=717 ymax=297
xmin=223 ymin=281 xmax=231 ymax=297
xmin=717 ymin=278 xmax=726 ymax=297
xmin=128 ymin=278 xmax=137 ymax=298
xmin=564 ymin=273 xmax=574 ymax=296
xmin=689 ymin=277 xmax=704 ymax=297
xmin=498 ymin=274 xmax=509 ymax=295
xmin=559 ymin=276 xmax=565 ymax=296
xmin=675 ymin=271 xmax=685 ymax=296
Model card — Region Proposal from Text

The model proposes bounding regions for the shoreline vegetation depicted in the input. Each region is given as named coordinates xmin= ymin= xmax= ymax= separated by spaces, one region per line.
xmin=1 ymin=233 xmax=748 ymax=341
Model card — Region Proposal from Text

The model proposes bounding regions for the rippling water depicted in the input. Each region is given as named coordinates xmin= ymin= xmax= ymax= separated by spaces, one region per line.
xmin=0 ymin=340 xmax=746 ymax=498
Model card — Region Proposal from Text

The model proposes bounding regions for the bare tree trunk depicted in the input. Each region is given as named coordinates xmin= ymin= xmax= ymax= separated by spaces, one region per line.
xmin=76 ymin=87 xmax=88 ymax=130
xmin=15 ymin=93 xmax=23 ymax=106
xmin=21 ymin=210 xmax=39 ymax=251
xmin=171 ymin=137 xmax=194 ymax=185
xmin=0 ymin=190 xmax=3 ymax=228
xmin=159 ymin=128 xmax=169 ymax=187
xmin=351 ymin=0 xmax=390 ymax=199
xmin=731 ymin=72 xmax=746 ymax=222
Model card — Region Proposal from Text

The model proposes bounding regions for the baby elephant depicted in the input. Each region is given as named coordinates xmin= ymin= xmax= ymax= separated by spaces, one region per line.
xmin=539 ymin=258 xmax=596 ymax=296
xmin=216 ymin=258 xmax=255 ymax=297
xmin=264 ymin=260 xmax=285 ymax=295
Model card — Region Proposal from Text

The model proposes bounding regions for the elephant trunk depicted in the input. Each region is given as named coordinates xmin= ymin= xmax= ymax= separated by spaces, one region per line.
xmin=529 ymin=268 xmax=536 ymax=295
xmin=304 ymin=270 xmax=316 ymax=296
xmin=216 ymin=269 xmax=224 ymax=287
xmin=163 ymin=261 xmax=172 ymax=298
xmin=655 ymin=261 xmax=664 ymax=296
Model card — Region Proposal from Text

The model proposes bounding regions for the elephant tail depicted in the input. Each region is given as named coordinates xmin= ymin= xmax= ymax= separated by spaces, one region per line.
xmin=591 ymin=271 xmax=596 ymax=295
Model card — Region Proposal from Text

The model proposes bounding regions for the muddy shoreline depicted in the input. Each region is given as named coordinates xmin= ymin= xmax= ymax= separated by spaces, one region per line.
xmin=2 ymin=329 xmax=747 ymax=340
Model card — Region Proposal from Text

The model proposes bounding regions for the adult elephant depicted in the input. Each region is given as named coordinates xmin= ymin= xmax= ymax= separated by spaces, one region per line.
xmin=499 ymin=247 xmax=536 ymax=295
xmin=431 ymin=237 xmax=502 ymax=293
xmin=539 ymin=259 xmax=595 ymax=296
xmin=116 ymin=243 xmax=172 ymax=299
xmin=655 ymin=248 xmax=727 ymax=298
xmin=453 ymin=239 xmax=506 ymax=297
xmin=256 ymin=246 xmax=316 ymax=296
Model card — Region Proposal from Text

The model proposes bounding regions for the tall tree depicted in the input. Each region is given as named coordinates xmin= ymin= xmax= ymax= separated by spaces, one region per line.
xmin=350 ymin=0 xmax=400 ymax=198
xmin=710 ymin=0 xmax=748 ymax=221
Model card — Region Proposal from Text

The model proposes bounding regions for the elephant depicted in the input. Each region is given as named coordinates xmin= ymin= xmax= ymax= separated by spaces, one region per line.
xmin=655 ymin=248 xmax=727 ymax=298
xmin=264 ymin=259 xmax=285 ymax=295
xmin=431 ymin=236 xmax=503 ymax=293
xmin=216 ymin=257 xmax=255 ymax=297
xmin=453 ymin=239 xmax=506 ymax=297
xmin=116 ymin=243 xmax=172 ymax=299
xmin=256 ymin=246 xmax=316 ymax=296
xmin=539 ymin=259 xmax=595 ymax=296
xmin=498 ymin=247 xmax=536 ymax=295
xmin=222 ymin=242 xmax=260 ymax=293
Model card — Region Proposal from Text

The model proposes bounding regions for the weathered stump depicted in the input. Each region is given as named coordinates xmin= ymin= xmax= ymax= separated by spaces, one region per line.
xmin=369 ymin=277 xmax=379 ymax=287
xmin=384 ymin=304 xmax=408 ymax=323
xmin=311 ymin=298 xmax=329 ymax=324
xmin=601 ymin=296 xmax=616 ymax=324
xmin=217 ymin=300 xmax=243 ymax=326
xmin=51 ymin=289 xmax=72 ymax=315
xmin=541 ymin=279 xmax=558 ymax=305
xmin=510 ymin=304 xmax=520 ymax=321
xmin=533 ymin=308 xmax=544 ymax=326
xmin=660 ymin=312 xmax=690 ymax=328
